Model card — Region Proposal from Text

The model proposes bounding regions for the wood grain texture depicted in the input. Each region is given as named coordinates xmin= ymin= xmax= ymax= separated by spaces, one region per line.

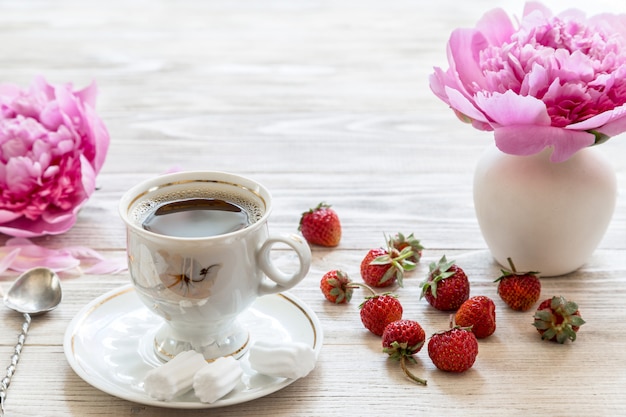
xmin=1 ymin=0 xmax=625 ymax=416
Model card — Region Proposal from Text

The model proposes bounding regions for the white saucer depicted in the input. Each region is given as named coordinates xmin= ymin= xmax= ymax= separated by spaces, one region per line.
xmin=63 ymin=284 xmax=323 ymax=409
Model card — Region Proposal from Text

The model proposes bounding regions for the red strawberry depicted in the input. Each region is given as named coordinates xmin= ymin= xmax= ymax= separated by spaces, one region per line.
xmin=454 ymin=295 xmax=496 ymax=339
xmin=428 ymin=326 xmax=478 ymax=373
xmin=320 ymin=270 xmax=353 ymax=304
xmin=359 ymin=293 xmax=403 ymax=336
xmin=388 ymin=232 xmax=424 ymax=264
xmin=420 ymin=255 xmax=470 ymax=311
xmin=360 ymin=245 xmax=416 ymax=288
xmin=298 ymin=202 xmax=341 ymax=247
xmin=532 ymin=296 xmax=585 ymax=343
xmin=382 ymin=319 xmax=427 ymax=385
xmin=495 ymin=257 xmax=541 ymax=311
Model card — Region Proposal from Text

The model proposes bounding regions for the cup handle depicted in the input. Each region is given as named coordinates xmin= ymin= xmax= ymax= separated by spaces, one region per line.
xmin=257 ymin=234 xmax=311 ymax=296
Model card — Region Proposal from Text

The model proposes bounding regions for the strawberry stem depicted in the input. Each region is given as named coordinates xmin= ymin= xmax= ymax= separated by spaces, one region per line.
xmin=392 ymin=247 xmax=412 ymax=263
xmin=348 ymin=282 xmax=377 ymax=297
xmin=507 ymin=257 xmax=517 ymax=273
xmin=400 ymin=356 xmax=427 ymax=386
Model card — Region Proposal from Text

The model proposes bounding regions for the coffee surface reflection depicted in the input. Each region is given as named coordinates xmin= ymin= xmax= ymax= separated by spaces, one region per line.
xmin=142 ymin=198 xmax=250 ymax=238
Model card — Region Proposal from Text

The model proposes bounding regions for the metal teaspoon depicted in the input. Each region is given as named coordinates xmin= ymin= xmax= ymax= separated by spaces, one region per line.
xmin=1 ymin=267 xmax=62 ymax=416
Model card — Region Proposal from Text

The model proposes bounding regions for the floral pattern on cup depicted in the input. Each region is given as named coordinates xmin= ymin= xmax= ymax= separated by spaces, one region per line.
xmin=157 ymin=250 xmax=221 ymax=299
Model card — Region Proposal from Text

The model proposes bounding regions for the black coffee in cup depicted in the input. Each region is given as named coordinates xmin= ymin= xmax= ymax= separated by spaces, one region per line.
xmin=142 ymin=198 xmax=251 ymax=238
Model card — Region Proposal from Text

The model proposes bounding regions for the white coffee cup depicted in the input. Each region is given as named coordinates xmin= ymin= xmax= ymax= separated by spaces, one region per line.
xmin=119 ymin=171 xmax=311 ymax=361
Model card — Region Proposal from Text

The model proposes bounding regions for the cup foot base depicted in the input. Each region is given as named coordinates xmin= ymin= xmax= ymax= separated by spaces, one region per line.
xmin=153 ymin=321 xmax=250 ymax=362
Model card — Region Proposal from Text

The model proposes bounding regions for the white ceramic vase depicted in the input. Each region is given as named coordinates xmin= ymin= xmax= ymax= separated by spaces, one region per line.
xmin=473 ymin=144 xmax=617 ymax=277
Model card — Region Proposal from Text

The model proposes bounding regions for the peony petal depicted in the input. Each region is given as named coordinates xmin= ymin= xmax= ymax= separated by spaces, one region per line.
xmin=66 ymin=245 xmax=105 ymax=261
xmin=31 ymin=76 xmax=56 ymax=101
xmin=494 ymin=125 xmax=552 ymax=156
xmin=494 ymin=125 xmax=595 ymax=162
xmin=589 ymin=13 xmax=626 ymax=41
xmin=568 ymin=104 xmax=626 ymax=136
xmin=69 ymin=246 xmax=128 ymax=274
xmin=447 ymin=28 xmax=490 ymax=93
xmin=84 ymin=105 xmax=110 ymax=173
xmin=39 ymin=101 xmax=63 ymax=130
xmin=597 ymin=116 xmax=626 ymax=138
xmin=74 ymin=80 xmax=98 ymax=108
xmin=6 ymin=157 xmax=41 ymax=193
xmin=5 ymin=237 xmax=33 ymax=247
xmin=0 ymin=83 xmax=21 ymax=99
xmin=0 ymin=238 xmax=127 ymax=275
xmin=475 ymin=90 xmax=551 ymax=126
xmin=428 ymin=69 xmax=449 ymax=104
xmin=41 ymin=210 xmax=78 ymax=225
xmin=475 ymin=8 xmax=515 ymax=46
xmin=445 ymin=86 xmax=490 ymax=124
xmin=0 ymin=248 xmax=21 ymax=274
xmin=521 ymin=63 xmax=550 ymax=98
xmin=0 ymin=209 xmax=22 ymax=223
xmin=523 ymin=2 xmax=554 ymax=20
xmin=0 ymin=224 xmax=43 ymax=238
xmin=54 ymin=85 xmax=83 ymax=126
xmin=0 ymin=213 xmax=78 ymax=237
xmin=556 ymin=50 xmax=595 ymax=82
xmin=79 ymin=153 xmax=97 ymax=194
xmin=2 ymin=238 xmax=80 ymax=272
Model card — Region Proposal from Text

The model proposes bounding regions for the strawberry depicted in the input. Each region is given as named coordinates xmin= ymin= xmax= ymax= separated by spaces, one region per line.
xmin=382 ymin=319 xmax=427 ymax=385
xmin=360 ymin=245 xmax=416 ymax=288
xmin=532 ymin=296 xmax=586 ymax=343
xmin=454 ymin=295 xmax=496 ymax=339
xmin=427 ymin=326 xmax=478 ymax=373
xmin=388 ymin=232 xmax=424 ymax=263
xmin=320 ymin=269 xmax=353 ymax=304
xmin=359 ymin=293 xmax=403 ymax=336
xmin=298 ymin=202 xmax=341 ymax=247
xmin=420 ymin=255 xmax=470 ymax=311
xmin=495 ymin=257 xmax=541 ymax=311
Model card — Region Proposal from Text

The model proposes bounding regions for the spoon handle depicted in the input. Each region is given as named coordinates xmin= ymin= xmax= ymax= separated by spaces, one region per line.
xmin=0 ymin=313 xmax=31 ymax=417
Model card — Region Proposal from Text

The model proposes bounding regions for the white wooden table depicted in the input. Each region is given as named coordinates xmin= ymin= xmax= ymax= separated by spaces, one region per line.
xmin=1 ymin=1 xmax=625 ymax=416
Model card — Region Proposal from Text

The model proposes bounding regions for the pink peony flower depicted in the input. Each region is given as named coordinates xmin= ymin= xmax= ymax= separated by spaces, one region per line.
xmin=0 ymin=76 xmax=109 ymax=237
xmin=430 ymin=2 xmax=626 ymax=162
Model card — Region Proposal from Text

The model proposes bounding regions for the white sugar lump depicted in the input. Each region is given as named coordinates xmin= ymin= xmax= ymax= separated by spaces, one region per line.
xmin=193 ymin=356 xmax=243 ymax=404
xmin=248 ymin=340 xmax=316 ymax=380
xmin=144 ymin=350 xmax=208 ymax=401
